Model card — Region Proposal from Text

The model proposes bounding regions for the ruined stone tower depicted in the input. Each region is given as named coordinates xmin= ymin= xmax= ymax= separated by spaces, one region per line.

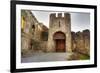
xmin=47 ymin=13 xmax=72 ymax=52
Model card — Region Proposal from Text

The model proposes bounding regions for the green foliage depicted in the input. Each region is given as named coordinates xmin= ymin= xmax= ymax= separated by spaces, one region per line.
xmin=68 ymin=52 xmax=90 ymax=60
xmin=79 ymin=54 xmax=90 ymax=60
xmin=21 ymin=10 xmax=27 ymax=17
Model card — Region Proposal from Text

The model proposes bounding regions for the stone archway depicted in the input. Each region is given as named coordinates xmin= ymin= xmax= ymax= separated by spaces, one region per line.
xmin=53 ymin=32 xmax=66 ymax=52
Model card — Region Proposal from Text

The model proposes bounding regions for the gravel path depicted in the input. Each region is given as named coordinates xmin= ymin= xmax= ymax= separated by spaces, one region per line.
xmin=21 ymin=53 xmax=72 ymax=63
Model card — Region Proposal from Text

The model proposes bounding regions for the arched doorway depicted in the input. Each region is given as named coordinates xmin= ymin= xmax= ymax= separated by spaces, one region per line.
xmin=53 ymin=32 xmax=66 ymax=52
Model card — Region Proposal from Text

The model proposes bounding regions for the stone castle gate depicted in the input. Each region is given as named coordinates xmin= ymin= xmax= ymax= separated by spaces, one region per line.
xmin=47 ymin=13 xmax=72 ymax=52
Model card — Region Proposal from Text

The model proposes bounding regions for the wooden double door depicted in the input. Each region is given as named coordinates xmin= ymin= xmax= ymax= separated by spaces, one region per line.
xmin=55 ymin=39 xmax=65 ymax=52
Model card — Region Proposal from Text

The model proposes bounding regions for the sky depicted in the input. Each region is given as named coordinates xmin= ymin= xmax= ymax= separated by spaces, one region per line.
xmin=31 ymin=10 xmax=90 ymax=32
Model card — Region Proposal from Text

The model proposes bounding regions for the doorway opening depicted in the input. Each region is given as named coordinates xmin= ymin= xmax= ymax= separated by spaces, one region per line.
xmin=53 ymin=31 xmax=66 ymax=52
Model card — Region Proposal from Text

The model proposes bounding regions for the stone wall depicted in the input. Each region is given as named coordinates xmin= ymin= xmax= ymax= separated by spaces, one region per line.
xmin=21 ymin=10 xmax=48 ymax=56
xmin=71 ymin=29 xmax=90 ymax=55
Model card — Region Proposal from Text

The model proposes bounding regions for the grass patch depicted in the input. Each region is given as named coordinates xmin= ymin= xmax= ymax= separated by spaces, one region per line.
xmin=68 ymin=52 xmax=90 ymax=60
xmin=79 ymin=54 xmax=90 ymax=60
